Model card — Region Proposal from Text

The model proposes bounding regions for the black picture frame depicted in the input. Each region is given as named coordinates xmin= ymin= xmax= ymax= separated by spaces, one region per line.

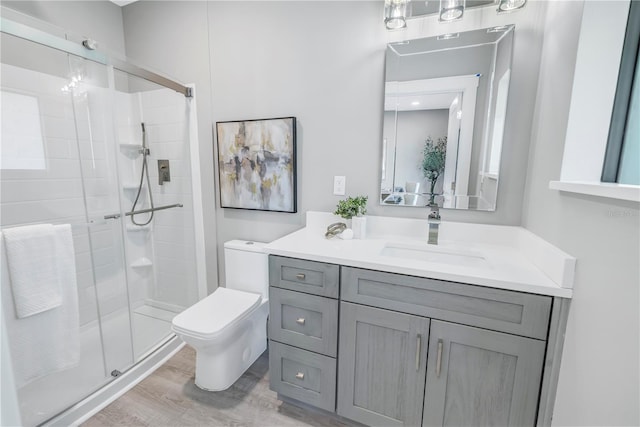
xmin=216 ymin=117 xmax=297 ymax=213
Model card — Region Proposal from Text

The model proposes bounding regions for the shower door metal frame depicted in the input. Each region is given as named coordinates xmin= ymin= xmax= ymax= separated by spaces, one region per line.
xmin=0 ymin=16 xmax=192 ymax=98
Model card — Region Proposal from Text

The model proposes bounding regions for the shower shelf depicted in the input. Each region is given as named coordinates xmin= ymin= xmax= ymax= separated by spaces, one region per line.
xmin=126 ymin=224 xmax=151 ymax=232
xmin=122 ymin=182 xmax=145 ymax=191
xmin=131 ymin=257 xmax=153 ymax=268
xmin=119 ymin=144 xmax=143 ymax=159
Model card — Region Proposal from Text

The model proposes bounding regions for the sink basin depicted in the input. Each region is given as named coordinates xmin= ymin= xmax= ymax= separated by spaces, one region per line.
xmin=380 ymin=242 xmax=489 ymax=269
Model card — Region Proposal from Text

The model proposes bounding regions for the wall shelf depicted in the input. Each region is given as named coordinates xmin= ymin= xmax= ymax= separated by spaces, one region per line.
xmin=123 ymin=182 xmax=143 ymax=191
xmin=125 ymin=223 xmax=151 ymax=232
xmin=131 ymin=257 xmax=153 ymax=268
xmin=119 ymin=144 xmax=142 ymax=159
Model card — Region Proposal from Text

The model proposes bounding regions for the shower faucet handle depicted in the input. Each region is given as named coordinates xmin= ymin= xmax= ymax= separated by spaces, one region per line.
xmin=158 ymin=159 xmax=171 ymax=185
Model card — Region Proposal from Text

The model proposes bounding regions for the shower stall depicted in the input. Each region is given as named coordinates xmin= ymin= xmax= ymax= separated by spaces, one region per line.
xmin=0 ymin=11 xmax=206 ymax=426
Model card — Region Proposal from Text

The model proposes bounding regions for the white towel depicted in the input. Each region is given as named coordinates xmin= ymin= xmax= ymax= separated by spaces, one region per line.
xmin=1 ymin=224 xmax=80 ymax=387
xmin=2 ymin=224 xmax=62 ymax=318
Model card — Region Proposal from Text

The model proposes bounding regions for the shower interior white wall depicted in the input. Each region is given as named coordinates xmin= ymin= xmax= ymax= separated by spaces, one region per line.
xmin=113 ymin=84 xmax=200 ymax=356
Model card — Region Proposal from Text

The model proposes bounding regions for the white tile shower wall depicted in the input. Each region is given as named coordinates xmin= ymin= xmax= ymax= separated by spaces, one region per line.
xmin=140 ymin=89 xmax=198 ymax=309
xmin=0 ymin=64 xmax=126 ymax=326
xmin=114 ymin=91 xmax=153 ymax=310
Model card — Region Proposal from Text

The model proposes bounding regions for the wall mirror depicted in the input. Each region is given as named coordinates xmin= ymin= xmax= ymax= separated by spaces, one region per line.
xmin=380 ymin=25 xmax=514 ymax=211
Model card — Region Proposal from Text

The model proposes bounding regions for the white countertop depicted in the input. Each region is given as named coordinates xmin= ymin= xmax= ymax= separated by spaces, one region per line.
xmin=263 ymin=212 xmax=575 ymax=298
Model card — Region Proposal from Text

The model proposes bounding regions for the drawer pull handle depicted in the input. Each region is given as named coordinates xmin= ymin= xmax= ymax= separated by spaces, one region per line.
xmin=295 ymin=372 xmax=305 ymax=380
xmin=436 ymin=339 xmax=443 ymax=378
xmin=296 ymin=318 xmax=306 ymax=325
xmin=296 ymin=273 xmax=306 ymax=280
xmin=415 ymin=334 xmax=422 ymax=371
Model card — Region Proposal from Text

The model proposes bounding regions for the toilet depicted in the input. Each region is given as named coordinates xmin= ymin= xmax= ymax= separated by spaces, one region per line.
xmin=172 ymin=240 xmax=269 ymax=391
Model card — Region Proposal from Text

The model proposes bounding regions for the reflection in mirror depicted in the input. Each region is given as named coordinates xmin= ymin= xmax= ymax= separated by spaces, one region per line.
xmin=380 ymin=25 xmax=514 ymax=211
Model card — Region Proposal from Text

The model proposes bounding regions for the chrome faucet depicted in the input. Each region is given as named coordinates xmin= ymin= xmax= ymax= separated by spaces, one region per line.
xmin=427 ymin=203 xmax=441 ymax=245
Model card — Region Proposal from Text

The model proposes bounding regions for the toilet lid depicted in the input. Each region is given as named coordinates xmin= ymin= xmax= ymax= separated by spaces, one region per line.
xmin=172 ymin=287 xmax=261 ymax=339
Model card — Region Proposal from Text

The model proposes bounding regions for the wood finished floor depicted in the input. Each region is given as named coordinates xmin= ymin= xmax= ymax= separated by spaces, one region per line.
xmin=83 ymin=346 xmax=353 ymax=427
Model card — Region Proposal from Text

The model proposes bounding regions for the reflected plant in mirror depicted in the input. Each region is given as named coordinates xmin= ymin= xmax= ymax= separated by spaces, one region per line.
xmin=422 ymin=136 xmax=447 ymax=204
xmin=380 ymin=25 xmax=515 ymax=211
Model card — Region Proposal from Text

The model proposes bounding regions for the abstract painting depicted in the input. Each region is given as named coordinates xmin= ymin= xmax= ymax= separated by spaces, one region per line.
xmin=216 ymin=117 xmax=296 ymax=212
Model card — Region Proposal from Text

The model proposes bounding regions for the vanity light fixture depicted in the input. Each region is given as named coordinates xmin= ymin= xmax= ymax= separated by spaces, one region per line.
xmin=439 ymin=0 xmax=465 ymax=22
xmin=385 ymin=0 xmax=409 ymax=30
xmin=497 ymin=0 xmax=526 ymax=13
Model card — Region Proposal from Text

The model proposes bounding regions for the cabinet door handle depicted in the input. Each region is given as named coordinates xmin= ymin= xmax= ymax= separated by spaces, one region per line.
xmin=436 ymin=339 xmax=443 ymax=378
xmin=415 ymin=334 xmax=422 ymax=371
xmin=296 ymin=273 xmax=306 ymax=280
xmin=295 ymin=372 xmax=304 ymax=380
xmin=296 ymin=318 xmax=306 ymax=325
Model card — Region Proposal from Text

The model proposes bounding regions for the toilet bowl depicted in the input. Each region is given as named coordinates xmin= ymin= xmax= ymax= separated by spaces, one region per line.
xmin=172 ymin=240 xmax=269 ymax=391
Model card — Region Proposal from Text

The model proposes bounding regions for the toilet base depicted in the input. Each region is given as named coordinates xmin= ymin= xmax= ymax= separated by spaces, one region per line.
xmin=192 ymin=302 xmax=268 ymax=391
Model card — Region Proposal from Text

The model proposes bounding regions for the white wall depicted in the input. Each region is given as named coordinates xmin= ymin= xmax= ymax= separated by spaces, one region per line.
xmin=522 ymin=2 xmax=640 ymax=425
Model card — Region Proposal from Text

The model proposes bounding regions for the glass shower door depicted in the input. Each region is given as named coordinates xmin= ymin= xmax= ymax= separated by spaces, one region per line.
xmin=112 ymin=70 xmax=200 ymax=361
xmin=0 ymin=31 xmax=132 ymax=426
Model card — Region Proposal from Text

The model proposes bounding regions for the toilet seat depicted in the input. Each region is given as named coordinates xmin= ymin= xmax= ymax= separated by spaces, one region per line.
xmin=172 ymin=287 xmax=261 ymax=340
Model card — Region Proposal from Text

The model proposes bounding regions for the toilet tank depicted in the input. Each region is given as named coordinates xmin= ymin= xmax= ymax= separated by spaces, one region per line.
xmin=224 ymin=240 xmax=269 ymax=299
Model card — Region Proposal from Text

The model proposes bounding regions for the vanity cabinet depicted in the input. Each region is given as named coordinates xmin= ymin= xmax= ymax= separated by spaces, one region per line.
xmin=337 ymin=302 xmax=430 ymax=426
xmin=422 ymin=320 xmax=545 ymax=426
xmin=268 ymin=256 xmax=556 ymax=426
xmin=268 ymin=257 xmax=339 ymax=412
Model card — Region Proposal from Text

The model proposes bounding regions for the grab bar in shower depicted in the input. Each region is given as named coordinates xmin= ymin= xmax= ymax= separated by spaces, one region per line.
xmin=104 ymin=203 xmax=184 ymax=220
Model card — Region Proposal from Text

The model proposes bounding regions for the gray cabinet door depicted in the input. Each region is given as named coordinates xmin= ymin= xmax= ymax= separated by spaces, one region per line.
xmin=423 ymin=320 xmax=546 ymax=427
xmin=337 ymin=302 xmax=430 ymax=427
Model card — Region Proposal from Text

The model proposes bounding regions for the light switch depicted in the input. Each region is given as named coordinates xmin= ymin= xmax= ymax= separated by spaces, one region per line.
xmin=333 ymin=176 xmax=346 ymax=195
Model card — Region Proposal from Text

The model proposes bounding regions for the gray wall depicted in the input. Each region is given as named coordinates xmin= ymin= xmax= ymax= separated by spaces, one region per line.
xmin=206 ymin=1 xmax=387 ymax=282
xmin=522 ymin=2 xmax=640 ymax=425
xmin=209 ymin=1 xmax=547 ymax=280
xmin=2 ymin=1 xmax=126 ymax=55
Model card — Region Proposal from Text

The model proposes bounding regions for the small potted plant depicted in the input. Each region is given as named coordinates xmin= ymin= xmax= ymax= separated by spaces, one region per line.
xmin=334 ymin=196 xmax=368 ymax=239
xmin=422 ymin=136 xmax=447 ymax=205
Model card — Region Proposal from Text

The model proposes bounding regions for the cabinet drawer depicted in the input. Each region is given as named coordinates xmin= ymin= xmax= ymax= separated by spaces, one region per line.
xmin=269 ymin=287 xmax=338 ymax=357
xmin=269 ymin=256 xmax=339 ymax=299
xmin=342 ymin=267 xmax=552 ymax=340
xmin=269 ymin=341 xmax=336 ymax=412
